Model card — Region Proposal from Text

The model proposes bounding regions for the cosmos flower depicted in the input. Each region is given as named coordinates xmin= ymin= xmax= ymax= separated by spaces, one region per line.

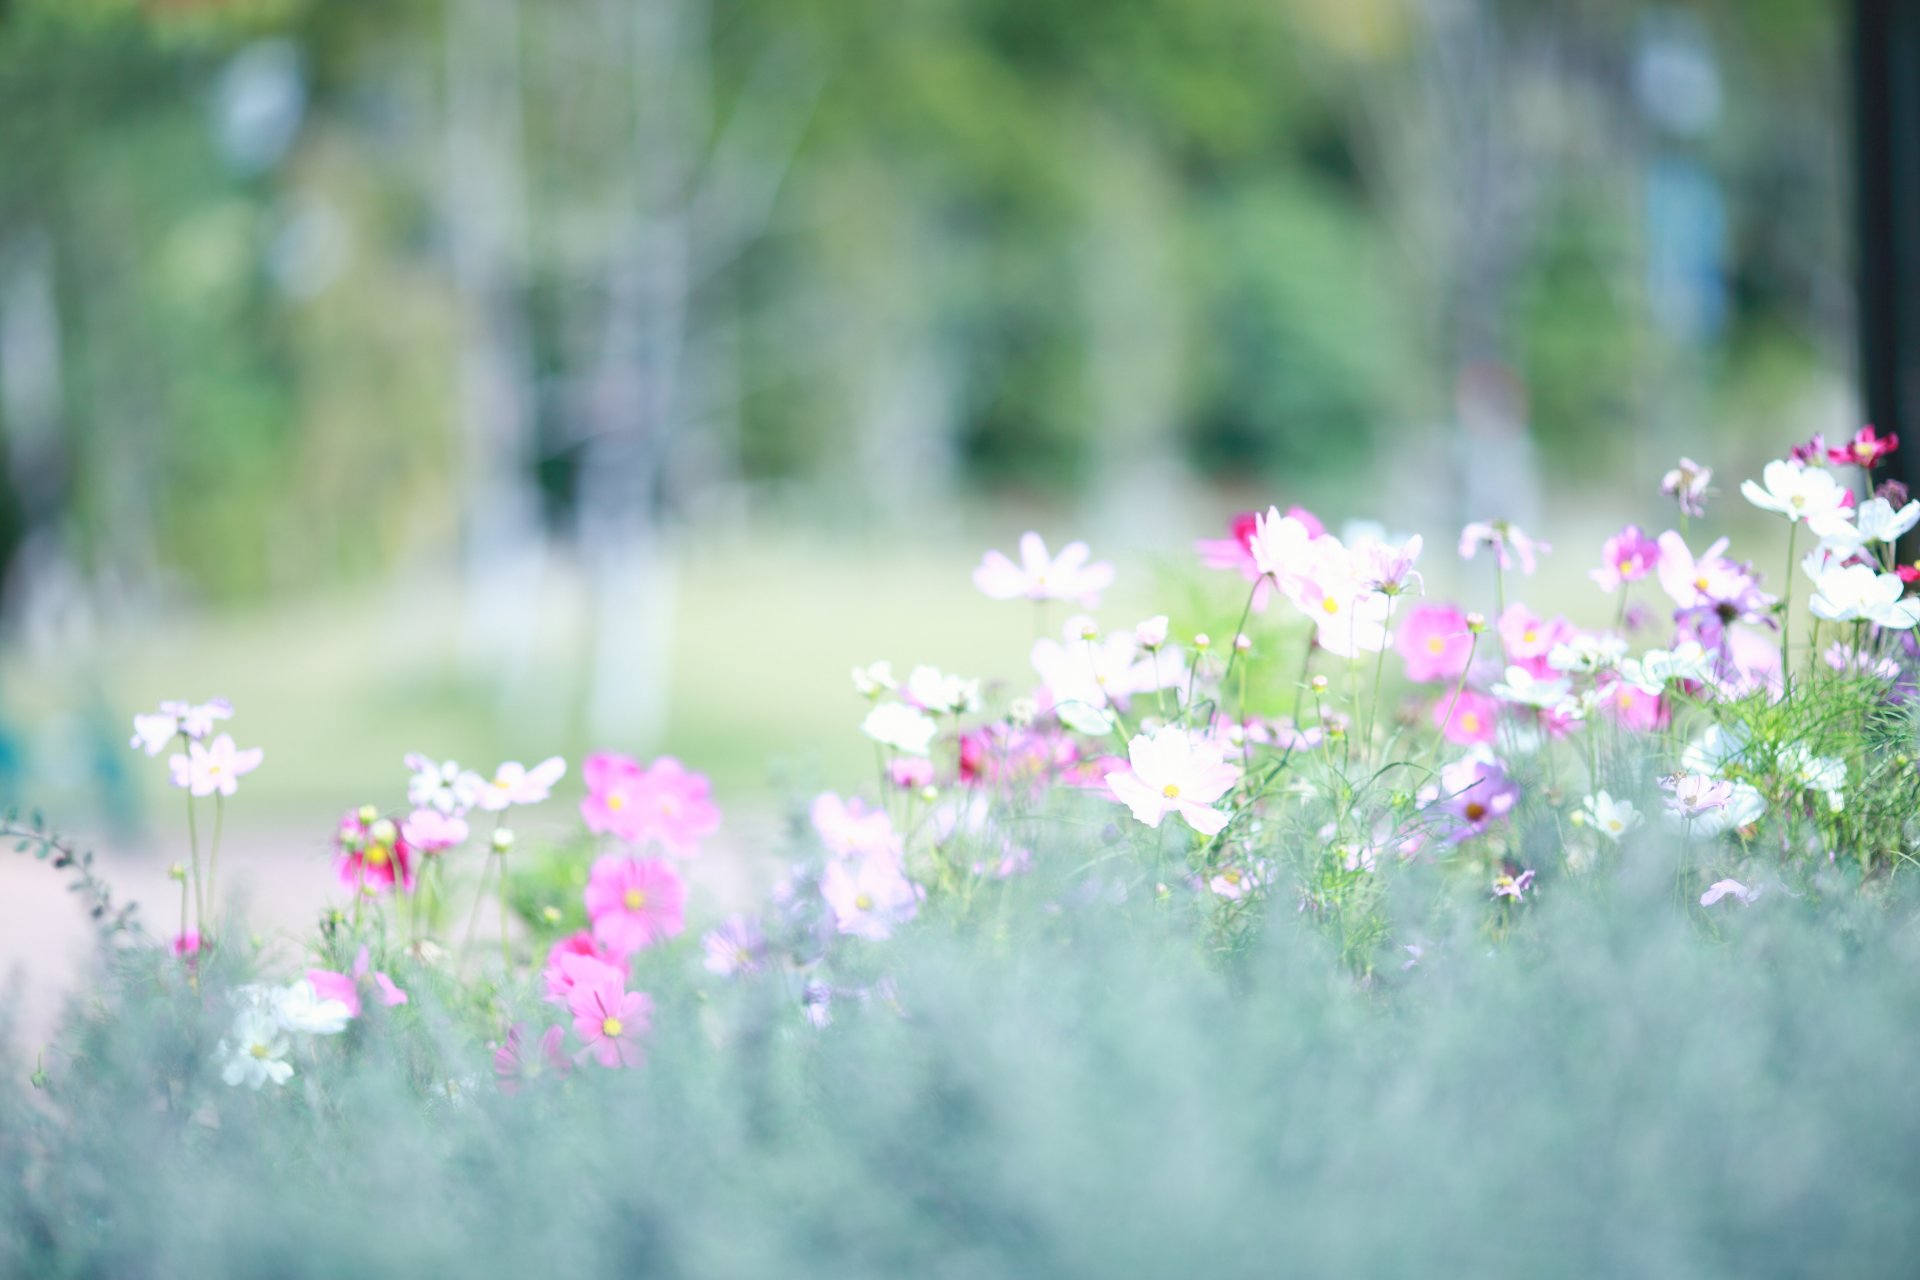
xmin=474 ymin=756 xmax=567 ymax=812
xmin=167 ymin=734 xmax=264 ymax=798
xmin=1395 ymin=604 xmax=1475 ymax=683
xmin=493 ymin=1023 xmax=572 ymax=1094
xmin=973 ymin=532 xmax=1115 ymax=606
xmin=1104 ymin=726 xmax=1240 ymax=837
xmin=1432 ymin=690 xmax=1499 ymax=746
xmin=580 ymin=753 xmax=721 ymax=853
xmin=1741 ymin=459 xmax=1850 ymax=524
xmin=1590 ymin=525 xmax=1661 ymax=593
xmin=1458 ymin=520 xmax=1550 ymax=575
xmin=584 ymin=855 xmax=687 ymax=954
xmin=218 ymin=1008 xmax=295 ymax=1089
xmin=860 ymin=702 xmax=940 ymax=756
xmin=130 ymin=697 xmax=233 ymax=755
xmin=820 ymin=855 xmax=923 ymax=940
xmin=567 ymin=964 xmax=653 ymax=1069
xmin=1827 ymin=424 xmax=1898 ymax=469
xmin=404 ymin=754 xmax=485 ymax=816
xmin=1581 ymin=792 xmax=1642 ymax=842
xmin=1699 ymin=878 xmax=1764 ymax=907
xmin=1660 ymin=458 xmax=1713 ymax=516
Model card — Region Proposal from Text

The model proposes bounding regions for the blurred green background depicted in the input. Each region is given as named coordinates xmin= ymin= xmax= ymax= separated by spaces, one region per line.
xmin=0 ymin=0 xmax=1856 ymax=840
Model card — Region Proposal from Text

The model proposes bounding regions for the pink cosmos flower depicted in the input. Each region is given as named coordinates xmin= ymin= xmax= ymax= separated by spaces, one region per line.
xmin=171 ymin=931 xmax=202 ymax=961
xmin=1492 ymin=868 xmax=1536 ymax=901
xmin=1699 ymin=878 xmax=1764 ymax=907
xmin=1655 ymin=531 xmax=1776 ymax=624
xmin=307 ymin=946 xmax=407 ymax=1018
xmin=476 ymin=755 xmax=567 ymax=812
xmin=1497 ymin=605 xmax=1574 ymax=675
xmin=1396 ymin=604 xmax=1475 ymax=683
xmin=1458 ymin=520 xmax=1549 ymax=575
xmin=888 ymin=757 xmax=935 ymax=790
xmin=1590 ymin=525 xmax=1661 ymax=593
xmin=1597 ymin=677 xmax=1667 ymax=733
xmin=400 ymin=808 xmax=468 ymax=854
xmin=810 ymin=792 xmax=903 ymax=864
xmin=1661 ymin=458 xmax=1713 ymax=516
xmin=567 ymin=964 xmax=653 ymax=1069
xmin=580 ymin=753 xmax=720 ymax=855
xmin=334 ymin=809 xmax=416 ymax=895
xmin=1198 ymin=507 xmax=1326 ymax=577
xmin=1247 ymin=507 xmax=1323 ymax=588
xmin=1104 ymin=726 xmax=1240 ymax=836
xmin=542 ymin=944 xmax=629 ymax=1006
xmin=167 ymin=734 xmax=264 ymax=798
xmin=973 ymin=532 xmax=1115 ymax=606
xmin=820 ymin=855 xmax=923 ymax=940
xmin=1829 ymin=424 xmax=1898 ymax=469
xmin=584 ymin=854 xmax=687 ymax=954
xmin=1432 ymin=690 xmax=1499 ymax=745
xmin=494 ymin=1023 xmax=572 ymax=1094
xmin=1663 ymin=773 xmax=1734 ymax=819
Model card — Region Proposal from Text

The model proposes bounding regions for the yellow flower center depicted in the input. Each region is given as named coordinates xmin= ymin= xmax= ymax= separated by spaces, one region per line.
xmin=1618 ymin=559 xmax=1633 ymax=572
xmin=623 ymin=888 xmax=646 ymax=911
xmin=250 ymin=1041 xmax=271 ymax=1059
xmin=366 ymin=845 xmax=390 ymax=867
xmin=1426 ymin=637 xmax=1445 ymax=654
xmin=1464 ymin=801 xmax=1488 ymax=822
xmin=1522 ymin=629 xmax=1538 ymax=644
xmin=1607 ymin=819 xmax=1624 ymax=833
xmin=854 ymin=892 xmax=874 ymax=911
xmin=1693 ymin=575 xmax=1709 ymax=591
xmin=1460 ymin=713 xmax=1481 ymax=733
xmin=602 ymin=1017 xmax=623 ymax=1038
xmin=1321 ymin=598 xmax=1340 ymax=615
xmin=607 ymin=793 xmax=627 ymax=812
xmin=1162 ymin=783 xmax=1180 ymax=798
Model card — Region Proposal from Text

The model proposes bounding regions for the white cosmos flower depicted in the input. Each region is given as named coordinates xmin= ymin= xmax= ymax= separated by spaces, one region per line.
xmin=1740 ymin=459 xmax=1850 ymax=524
xmin=218 ymin=1008 xmax=295 ymax=1089
xmin=1807 ymin=496 xmax=1920 ymax=548
xmin=273 ymin=979 xmax=354 ymax=1036
xmin=1490 ymin=665 xmax=1570 ymax=708
xmin=851 ymin=661 xmax=896 ymax=698
xmin=1617 ymin=641 xmax=1714 ymax=694
xmin=1548 ymin=634 xmax=1627 ymax=674
xmin=1688 ymin=782 xmax=1767 ymax=837
xmin=861 ymin=702 xmax=939 ymax=756
xmin=1581 ymin=791 xmax=1642 ymax=842
xmin=904 ymin=665 xmax=982 ymax=716
xmin=1681 ymin=723 xmax=1752 ymax=777
xmin=404 ymin=755 xmax=485 ymax=816
xmin=1807 ymin=564 xmax=1920 ymax=629
xmin=1103 ymin=726 xmax=1240 ymax=836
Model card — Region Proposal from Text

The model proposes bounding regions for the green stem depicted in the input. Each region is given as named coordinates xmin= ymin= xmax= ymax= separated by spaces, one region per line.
xmin=205 ymin=793 xmax=225 ymax=939
xmin=1431 ymin=634 xmax=1480 ymax=760
xmin=1782 ymin=519 xmax=1798 ymax=689
xmin=185 ymin=791 xmax=203 ymax=940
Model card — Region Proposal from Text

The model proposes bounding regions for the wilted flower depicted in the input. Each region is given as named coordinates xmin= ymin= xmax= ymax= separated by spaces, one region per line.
xmin=1458 ymin=520 xmax=1549 ymax=575
xmin=1660 ymin=458 xmax=1713 ymax=516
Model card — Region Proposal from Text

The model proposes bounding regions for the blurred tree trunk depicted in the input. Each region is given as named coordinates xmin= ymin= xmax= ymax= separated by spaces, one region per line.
xmin=444 ymin=0 xmax=549 ymax=705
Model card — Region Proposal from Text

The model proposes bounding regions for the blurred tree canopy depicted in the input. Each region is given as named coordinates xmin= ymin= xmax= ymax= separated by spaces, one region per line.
xmin=0 ymin=0 xmax=1849 ymax=601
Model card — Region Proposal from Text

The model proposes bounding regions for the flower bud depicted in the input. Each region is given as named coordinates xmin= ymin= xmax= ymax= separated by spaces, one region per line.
xmin=1193 ymin=633 xmax=1212 ymax=651
xmin=1008 ymin=697 xmax=1037 ymax=728
xmin=357 ymin=804 xmax=380 ymax=825
xmin=541 ymin=905 xmax=562 ymax=925
xmin=919 ymin=785 xmax=940 ymax=803
xmin=491 ymin=827 xmax=516 ymax=854
xmin=1310 ymin=675 xmax=1330 ymax=694
xmin=167 ymin=862 xmax=187 ymax=883
xmin=1234 ymin=633 xmax=1252 ymax=653
xmin=1466 ymin=612 xmax=1488 ymax=634
xmin=1079 ymin=621 xmax=1100 ymax=641
xmin=368 ymin=818 xmax=398 ymax=847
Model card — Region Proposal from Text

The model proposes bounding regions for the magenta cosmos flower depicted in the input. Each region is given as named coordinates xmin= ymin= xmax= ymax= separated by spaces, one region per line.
xmin=334 ymin=809 xmax=416 ymax=895
xmin=1396 ymin=603 xmax=1475 ymax=683
xmin=584 ymin=854 xmax=687 ymax=954
xmin=1590 ymin=525 xmax=1661 ymax=593
xmin=1829 ymin=424 xmax=1898 ymax=469
xmin=580 ymin=752 xmax=721 ymax=855
xmin=567 ymin=963 xmax=653 ymax=1069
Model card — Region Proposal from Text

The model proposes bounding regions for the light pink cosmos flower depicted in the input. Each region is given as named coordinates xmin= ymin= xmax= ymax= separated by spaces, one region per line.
xmin=820 ymin=854 xmax=923 ymax=940
xmin=567 ymin=964 xmax=653 ymax=1069
xmin=1458 ymin=520 xmax=1549 ymax=575
xmin=1654 ymin=531 xmax=1776 ymax=623
xmin=1287 ymin=542 xmax=1393 ymax=657
xmin=1663 ymin=773 xmax=1735 ymax=819
xmin=1355 ymin=533 xmax=1424 ymax=598
xmin=475 ymin=755 xmax=567 ymax=812
xmin=167 ymin=734 xmax=263 ymax=798
xmin=1590 ymin=525 xmax=1661 ymax=593
xmin=307 ymin=946 xmax=407 ymax=1018
xmin=1661 ymin=458 xmax=1713 ymax=516
xmin=1198 ymin=507 xmax=1326 ymax=580
xmin=494 ymin=1023 xmax=572 ymax=1094
xmin=400 ymin=808 xmax=468 ymax=854
xmin=1247 ymin=506 xmax=1323 ymax=589
xmin=1492 ymin=868 xmax=1536 ymax=901
xmin=1700 ymin=878 xmax=1764 ymax=907
xmin=1424 ymin=753 xmax=1519 ymax=844
xmin=811 ymin=792 xmax=904 ymax=864
xmin=1431 ymin=690 xmax=1499 ymax=745
xmin=973 ymin=532 xmax=1115 ymax=606
xmin=584 ymin=854 xmax=687 ymax=954
xmin=131 ymin=698 xmax=233 ymax=755
xmin=1104 ymin=726 xmax=1240 ymax=837
xmin=1396 ymin=603 xmax=1475 ymax=683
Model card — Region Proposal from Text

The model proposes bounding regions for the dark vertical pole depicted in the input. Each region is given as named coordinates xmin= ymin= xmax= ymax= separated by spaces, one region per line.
xmin=1856 ymin=0 xmax=1920 ymax=501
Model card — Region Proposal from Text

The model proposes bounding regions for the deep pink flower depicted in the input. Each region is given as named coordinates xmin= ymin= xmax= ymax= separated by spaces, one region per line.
xmin=584 ymin=855 xmax=687 ymax=954
xmin=1829 ymin=424 xmax=1898 ymax=469
xmin=543 ymin=947 xmax=627 ymax=1007
xmin=1590 ymin=525 xmax=1661 ymax=593
xmin=568 ymin=965 xmax=653 ymax=1069
xmin=580 ymin=753 xmax=720 ymax=855
xmin=1396 ymin=604 xmax=1475 ymax=683
xmin=333 ymin=809 xmax=416 ymax=896
xmin=494 ymin=1023 xmax=572 ymax=1094
xmin=170 ymin=931 xmax=202 ymax=962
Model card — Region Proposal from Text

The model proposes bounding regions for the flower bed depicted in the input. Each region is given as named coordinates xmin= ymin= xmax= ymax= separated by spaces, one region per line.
xmin=9 ymin=432 xmax=1920 ymax=1274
